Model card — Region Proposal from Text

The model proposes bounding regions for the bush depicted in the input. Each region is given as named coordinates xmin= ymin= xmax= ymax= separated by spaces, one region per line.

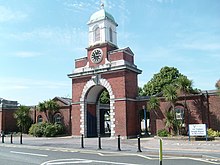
xmin=208 ymin=128 xmax=220 ymax=137
xmin=29 ymin=123 xmax=64 ymax=137
xmin=157 ymin=129 xmax=170 ymax=137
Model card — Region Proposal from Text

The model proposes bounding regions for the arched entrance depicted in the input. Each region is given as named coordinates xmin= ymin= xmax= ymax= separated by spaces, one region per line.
xmin=80 ymin=78 xmax=115 ymax=137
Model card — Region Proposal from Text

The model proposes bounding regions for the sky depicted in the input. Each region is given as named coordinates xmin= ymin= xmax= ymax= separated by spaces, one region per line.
xmin=0 ymin=0 xmax=220 ymax=105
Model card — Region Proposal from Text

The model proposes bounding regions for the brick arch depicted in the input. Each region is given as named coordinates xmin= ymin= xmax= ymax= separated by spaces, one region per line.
xmin=79 ymin=78 xmax=115 ymax=137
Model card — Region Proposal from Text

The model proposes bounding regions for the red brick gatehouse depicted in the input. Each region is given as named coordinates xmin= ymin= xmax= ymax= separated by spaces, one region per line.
xmin=1 ymin=7 xmax=220 ymax=138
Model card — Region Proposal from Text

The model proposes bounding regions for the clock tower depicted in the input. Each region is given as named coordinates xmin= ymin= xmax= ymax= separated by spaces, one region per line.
xmin=87 ymin=4 xmax=118 ymax=67
xmin=68 ymin=4 xmax=142 ymax=138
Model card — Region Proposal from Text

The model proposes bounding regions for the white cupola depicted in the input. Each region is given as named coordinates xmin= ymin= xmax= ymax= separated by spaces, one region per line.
xmin=87 ymin=5 xmax=118 ymax=47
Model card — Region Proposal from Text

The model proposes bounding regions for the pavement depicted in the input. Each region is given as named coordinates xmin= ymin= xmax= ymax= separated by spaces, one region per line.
xmin=1 ymin=134 xmax=220 ymax=159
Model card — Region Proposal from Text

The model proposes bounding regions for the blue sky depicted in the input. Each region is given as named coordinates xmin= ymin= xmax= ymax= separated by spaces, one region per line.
xmin=0 ymin=0 xmax=220 ymax=105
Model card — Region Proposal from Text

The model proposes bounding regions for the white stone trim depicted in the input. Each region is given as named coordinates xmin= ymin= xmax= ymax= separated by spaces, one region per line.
xmin=80 ymin=77 xmax=115 ymax=137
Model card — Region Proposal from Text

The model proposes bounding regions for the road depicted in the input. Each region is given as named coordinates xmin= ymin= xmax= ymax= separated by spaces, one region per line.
xmin=0 ymin=144 xmax=219 ymax=165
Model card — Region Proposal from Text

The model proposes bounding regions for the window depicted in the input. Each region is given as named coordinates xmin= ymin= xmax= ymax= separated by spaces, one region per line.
xmin=109 ymin=28 xmax=113 ymax=42
xmin=54 ymin=113 xmax=62 ymax=124
xmin=94 ymin=27 xmax=100 ymax=42
xmin=37 ymin=115 xmax=43 ymax=123
xmin=175 ymin=107 xmax=184 ymax=120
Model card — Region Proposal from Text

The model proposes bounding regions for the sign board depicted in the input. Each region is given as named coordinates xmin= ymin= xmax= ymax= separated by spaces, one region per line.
xmin=189 ymin=124 xmax=208 ymax=141
xmin=189 ymin=124 xmax=207 ymax=136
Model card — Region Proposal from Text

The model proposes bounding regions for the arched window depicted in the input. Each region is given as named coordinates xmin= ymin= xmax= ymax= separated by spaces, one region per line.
xmin=94 ymin=27 xmax=100 ymax=42
xmin=54 ymin=113 xmax=62 ymax=124
xmin=37 ymin=115 xmax=43 ymax=123
xmin=175 ymin=106 xmax=184 ymax=120
xmin=109 ymin=28 xmax=113 ymax=42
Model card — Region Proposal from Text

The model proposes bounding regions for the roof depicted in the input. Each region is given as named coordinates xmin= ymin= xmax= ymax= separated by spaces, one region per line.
xmin=54 ymin=97 xmax=72 ymax=106
xmin=88 ymin=9 xmax=117 ymax=25
xmin=0 ymin=98 xmax=18 ymax=108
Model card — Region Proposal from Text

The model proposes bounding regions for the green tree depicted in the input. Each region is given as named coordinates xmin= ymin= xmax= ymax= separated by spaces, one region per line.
xmin=99 ymin=89 xmax=110 ymax=104
xmin=163 ymin=84 xmax=178 ymax=135
xmin=37 ymin=99 xmax=59 ymax=123
xmin=147 ymin=96 xmax=160 ymax=135
xmin=163 ymin=84 xmax=177 ymax=112
xmin=147 ymin=96 xmax=160 ymax=111
xmin=176 ymin=76 xmax=193 ymax=96
xmin=165 ymin=110 xmax=175 ymax=135
xmin=14 ymin=105 xmax=32 ymax=133
xmin=176 ymin=76 xmax=193 ymax=126
xmin=142 ymin=66 xmax=184 ymax=96
xmin=138 ymin=87 xmax=144 ymax=96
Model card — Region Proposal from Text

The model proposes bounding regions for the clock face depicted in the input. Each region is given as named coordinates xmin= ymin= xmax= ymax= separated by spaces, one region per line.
xmin=90 ymin=48 xmax=103 ymax=64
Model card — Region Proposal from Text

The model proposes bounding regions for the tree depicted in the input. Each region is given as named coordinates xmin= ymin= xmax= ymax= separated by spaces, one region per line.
xmin=37 ymin=99 xmax=59 ymax=123
xmin=147 ymin=96 xmax=160 ymax=111
xmin=99 ymin=89 xmax=110 ymax=104
xmin=165 ymin=110 xmax=175 ymax=134
xmin=176 ymin=76 xmax=193 ymax=126
xmin=14 ymin=105 xmax=32 ymax=133
xmin=138 ymin=87 xmax=143 ymax=96
xmin=163 ymin=84 xmax=177 ymax=111
xmin=147 ymin=96 xmax=160 ymax=135
xmin=142 ymin=66 xmax=184 ymax=96
xmin=163 ymin=84 xmax=178 ymax=135
xmin=176 ymin=76 xmax=193 ymax=96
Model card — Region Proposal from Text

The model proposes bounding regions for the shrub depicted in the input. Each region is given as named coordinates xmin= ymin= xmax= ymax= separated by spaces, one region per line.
xmin=44 ymin=124 xmax=56 ymax=137
xmin=29 ymin=123 xmax=43 ymax=137
xmin=208 ymin=128 xmax=220 ymax=137
xmin=157 ymin=129 xmax=170 ymax=137
xmin=29 ymin=123 xmax=64 ymax=137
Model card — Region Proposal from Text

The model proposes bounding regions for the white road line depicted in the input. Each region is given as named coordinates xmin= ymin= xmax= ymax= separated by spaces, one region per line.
xmin=10 ymin=151 xmax=48 ymax=157
xmin=41 ymin=158 xmax=141 ymax=165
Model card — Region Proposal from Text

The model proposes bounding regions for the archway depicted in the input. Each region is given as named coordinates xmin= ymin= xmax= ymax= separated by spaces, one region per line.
xmin=80 ymin=78 xmax=115 ymax=137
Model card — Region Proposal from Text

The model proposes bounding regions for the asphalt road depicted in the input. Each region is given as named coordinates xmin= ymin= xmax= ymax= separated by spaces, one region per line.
xmin=0 ymin=144 xmax=219 ymax=165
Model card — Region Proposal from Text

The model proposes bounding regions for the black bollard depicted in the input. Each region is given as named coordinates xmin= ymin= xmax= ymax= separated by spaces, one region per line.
xmin=20 ymin=132 xmax=22 ymax=144
xmin=81 ymin=134 xmax=84 ymax=148
xmin=137 ymin=135 xmax=142 ymax=152
xmin=1 ymin=132 xmax=4 ymax=143
xmin=10 ymin=133 xmax=13 ymax=144
xmin=98 ymin=134 xmax=102 ymax=149
xmin=117 ymin=135 xmax=121 ymax=151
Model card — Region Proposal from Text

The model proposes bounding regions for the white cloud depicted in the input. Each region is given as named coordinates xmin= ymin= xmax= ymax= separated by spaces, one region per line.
xmin=0 ymin=77 xmax=69 ymax=91
xmin=8 ymin=27 xmax=87 ymax=45
xmin=0 ymin=77 xmax=71 ymax=105
xmin=15 ymin=51 xmax=42 ymax=58
xmin=182 ymin=42 xmax=220 ymax=51
xmin=61 ymin=0 xmax=98 ymax=12
xmin=0 ymin=5 xmax=27 ymax=22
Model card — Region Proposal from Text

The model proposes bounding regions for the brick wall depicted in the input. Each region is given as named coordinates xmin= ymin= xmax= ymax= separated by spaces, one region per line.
xmin=71 ymin=104 xmax=81 ymax=136
xmin=208 ymin=95 xmax=220 ymax=131
xmin=146 ymin=93 xmax=220 ymax=135
xmin=1 ymin=108 xmax=18 ymax=133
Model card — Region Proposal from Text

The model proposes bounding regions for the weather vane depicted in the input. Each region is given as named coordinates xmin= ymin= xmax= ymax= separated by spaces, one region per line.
xmin=100 ymin=0 xmax=104 ymax=9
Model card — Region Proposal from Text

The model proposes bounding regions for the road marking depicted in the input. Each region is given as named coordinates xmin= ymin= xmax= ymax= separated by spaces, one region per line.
xmin=10 ymin=151 xmax=48 ymax=157
xmin=190 ymin=157 xmax=220 ymax=165
xmin=41 ymin=158 xmax=141 ymax=165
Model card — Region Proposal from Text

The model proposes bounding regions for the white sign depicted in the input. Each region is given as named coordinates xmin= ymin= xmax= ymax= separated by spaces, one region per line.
xmin=189 ymin=124 xmax=207 ymax=136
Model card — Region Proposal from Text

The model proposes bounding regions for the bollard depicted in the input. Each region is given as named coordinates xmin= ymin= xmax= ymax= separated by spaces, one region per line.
xmin=137 ymin=134 xmax=142 ymax=152
xmin=1 ymin=132 xmax=4 ymax=143
xmin=81 ymin=134 xmax=84 ymax=148
xmin=20 ymin=132 xmax=22 ymax=144
xmin=10 ymin=133 xmax=13 ymax=144
xmin=159 ymin=138 xmax=163 ymax=165
xmin=98 ymin=134 xmax=102 ymax=149
xmin=117 ymin=135 xmax=121 ymax=151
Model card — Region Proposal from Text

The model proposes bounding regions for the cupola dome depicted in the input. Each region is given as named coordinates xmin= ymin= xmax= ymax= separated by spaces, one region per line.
xmin=88 ymin=9 xmax=118 ymax=26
